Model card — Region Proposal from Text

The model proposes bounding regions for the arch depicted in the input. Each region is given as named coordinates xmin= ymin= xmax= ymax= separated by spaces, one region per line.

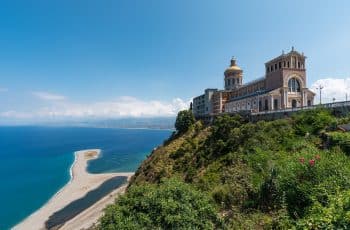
xmin=307 ymin=100 xmax=311 ymax=106
xmin=288 ymin=78 xmax=301 ymax=92
xmin=285 ymin=74 xmax=304 ymax=89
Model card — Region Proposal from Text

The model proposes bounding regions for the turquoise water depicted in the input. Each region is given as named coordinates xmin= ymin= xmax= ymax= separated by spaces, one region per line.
xmin=0 ymin=126 xmax=171 ymax=229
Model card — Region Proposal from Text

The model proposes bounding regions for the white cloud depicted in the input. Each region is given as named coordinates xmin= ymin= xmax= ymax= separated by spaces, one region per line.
xmin=0 ymin=96 xmax=190 ymax=121
xmin=0 ymin=110 xmax=32 ymax=119
xmin=32 ymin=91 xmax=66 ymax=101
xmin=311 ymin=78 xmax=350 ymax=103
xmin=0 ymin=87 xmax=8 ymax=92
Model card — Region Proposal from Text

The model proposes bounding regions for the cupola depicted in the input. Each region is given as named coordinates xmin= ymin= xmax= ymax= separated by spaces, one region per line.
xmin=224 ymin=57 xmax=243 ymax=90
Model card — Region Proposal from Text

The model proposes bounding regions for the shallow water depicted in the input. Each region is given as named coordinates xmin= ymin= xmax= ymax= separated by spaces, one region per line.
xmin=0 ymin=126 xmax=171 ymax=229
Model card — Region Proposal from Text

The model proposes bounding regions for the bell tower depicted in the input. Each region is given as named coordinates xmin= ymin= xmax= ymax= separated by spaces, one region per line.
xmin=224 ymin=57 xmax=243 ymax=90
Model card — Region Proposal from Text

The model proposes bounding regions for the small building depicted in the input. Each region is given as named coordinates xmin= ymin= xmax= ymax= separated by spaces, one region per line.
xmin=192 ymin=48 xmax=315 ymax=118
xmin=192 ymin=88 xmax=218 ymax=117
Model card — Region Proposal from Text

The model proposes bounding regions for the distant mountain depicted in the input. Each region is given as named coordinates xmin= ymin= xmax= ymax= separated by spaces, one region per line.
xmin=77 ymin=117 xmax=176 ymax=129
xmin=5 ymin=117 xmax=176 ymax=130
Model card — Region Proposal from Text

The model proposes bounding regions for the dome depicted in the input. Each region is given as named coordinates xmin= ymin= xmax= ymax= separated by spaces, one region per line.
xmin=224 ymin=58 xmax=242 ymax=76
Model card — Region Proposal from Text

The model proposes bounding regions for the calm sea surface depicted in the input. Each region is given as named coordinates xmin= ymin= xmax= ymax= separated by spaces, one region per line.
xmin=0 ymin=126 xmax=171 ymax=229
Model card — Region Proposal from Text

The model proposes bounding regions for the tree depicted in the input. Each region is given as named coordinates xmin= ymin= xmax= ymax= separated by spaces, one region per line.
xmin=175 ymin=110 xmax=195 ymax=134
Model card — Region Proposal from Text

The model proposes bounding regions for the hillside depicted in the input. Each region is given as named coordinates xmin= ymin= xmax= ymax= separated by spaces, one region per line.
xmin=98 ymin=108 xmax=350 ymax=229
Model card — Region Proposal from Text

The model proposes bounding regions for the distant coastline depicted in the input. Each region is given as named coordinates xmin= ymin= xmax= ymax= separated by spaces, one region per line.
xmin=1 ymin=117 xmax=176 ymax=130
xmin=14 ymin=149 xmax=134 ymax=230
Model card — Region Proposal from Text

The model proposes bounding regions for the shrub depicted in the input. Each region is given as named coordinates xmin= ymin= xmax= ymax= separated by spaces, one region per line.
xmin=328 ymin=132 xmax=350 ymax=155
xmin=258 ymin=168 xmax=282 ymax=211
xmin=98 ymin=178 xmax=223 ymax=230
xmin=296 ymin=189 xmax=350 ymax=229
xmin=277 ymin=148 xmax=350 ymax=218
xmin=211 ymin=114 xmax=243 ymax=141
xmin=292 ymin=108 xmax=335 ymax=135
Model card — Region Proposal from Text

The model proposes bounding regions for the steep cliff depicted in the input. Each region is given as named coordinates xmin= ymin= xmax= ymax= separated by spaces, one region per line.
xmin=99 ymin=108 xmax=350 ymax=229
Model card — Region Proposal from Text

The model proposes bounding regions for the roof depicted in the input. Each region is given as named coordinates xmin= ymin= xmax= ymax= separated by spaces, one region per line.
xmin=228 ymin=89 xmax=273 ymax=102
xmin=224 ymin=58 xmax=243 ymax=75
xmin=338 ymin=123 xmax=350 ymax=132
xmin=242 ymin=76 xmax=265 ymax=87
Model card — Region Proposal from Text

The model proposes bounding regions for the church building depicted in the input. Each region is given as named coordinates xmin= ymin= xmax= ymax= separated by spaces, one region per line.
xmin=192 ymin=48 xmax=315 ymax=118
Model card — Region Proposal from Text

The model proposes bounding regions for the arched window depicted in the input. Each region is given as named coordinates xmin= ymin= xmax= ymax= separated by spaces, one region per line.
xmin=288 ymin=78 xmax=301 ymax=92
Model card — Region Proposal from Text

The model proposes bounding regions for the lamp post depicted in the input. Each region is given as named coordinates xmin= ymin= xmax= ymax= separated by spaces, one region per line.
xmin=316 ymin=85 xmax=324 ymax=104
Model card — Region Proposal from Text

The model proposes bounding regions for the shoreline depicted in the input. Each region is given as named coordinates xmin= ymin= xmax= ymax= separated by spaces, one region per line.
xmin=50 ymin=151 xmax=77 ymax=204
xmin=14 ymin=149 xmax=134 ymax=230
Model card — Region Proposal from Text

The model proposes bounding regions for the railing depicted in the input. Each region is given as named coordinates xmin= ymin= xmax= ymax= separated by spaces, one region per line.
xmin=250 ymin=100 xmax=350 ymax=116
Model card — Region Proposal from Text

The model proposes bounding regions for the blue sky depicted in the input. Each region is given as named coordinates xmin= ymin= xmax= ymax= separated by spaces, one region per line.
xmin=1 ymin=0 xmax=350 ymax=123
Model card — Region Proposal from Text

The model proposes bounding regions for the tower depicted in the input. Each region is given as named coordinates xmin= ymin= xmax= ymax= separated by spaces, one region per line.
xmin=224 ymin=57 xmax=243 ymax=90
xmin=264 ymin=47 xmax=308 ymax=108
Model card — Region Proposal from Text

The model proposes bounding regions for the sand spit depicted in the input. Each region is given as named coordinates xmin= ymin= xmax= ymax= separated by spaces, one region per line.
xmin=14 ymin=149 xmax=133 ymax=230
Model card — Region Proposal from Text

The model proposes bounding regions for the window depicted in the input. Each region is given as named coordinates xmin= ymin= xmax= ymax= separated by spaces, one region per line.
xmin=274 ymin=99 xmax=278 ymax=110
xmin=298 ymin=62 xmax=301 ymax=68
xmin=228 ymin=79 xmax=231 ymax=85
xmin=287 ymin=62 xmax=290 ymax=68
xmin=264 ymin=99 xmax=268 ymax=111
xmin=275 ymin=63 xmax=277 ymax=70
xmin=288 ymin=78 xmax=301 ymax=92
xmin=283 ymin=61 xmax=286 ymax=67
xmin=259 ymin=101 xmax=262 ymax=111
xmin=271 ymin=65 xmax=274 ymax=71
xmin=279 ymin=62 xmax=281 ymax=69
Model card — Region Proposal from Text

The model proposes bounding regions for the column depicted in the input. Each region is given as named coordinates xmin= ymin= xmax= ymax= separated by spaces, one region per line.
xmin=284 ymin=89 xmax=288 ymax=108
xmin=270 ymin=96 xmax=274 ymax=110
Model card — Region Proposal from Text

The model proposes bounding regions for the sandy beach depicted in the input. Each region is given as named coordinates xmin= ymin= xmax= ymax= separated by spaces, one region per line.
xmin=14 ymin=149 xmax=134 ymax=230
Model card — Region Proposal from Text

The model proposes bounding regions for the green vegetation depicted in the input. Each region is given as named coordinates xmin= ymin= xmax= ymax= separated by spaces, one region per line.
xmin=99 ymin=108 xmax=350 ymax=229
xmin=292 ymin=108 xmax=336 ymax=135
xmin=99 ymin=178 xmax=222 ymax=230
xmin=174 ymin=110 xmax=195 ymax=134
xmin=296 ymin=189 xmax=350 ymax=229
xmin=328 ymin=131 xmax=350 ymax=154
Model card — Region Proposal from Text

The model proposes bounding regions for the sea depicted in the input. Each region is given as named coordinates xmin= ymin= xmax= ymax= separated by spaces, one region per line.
xmin=0 ymin=126 xmax=172 ymax=229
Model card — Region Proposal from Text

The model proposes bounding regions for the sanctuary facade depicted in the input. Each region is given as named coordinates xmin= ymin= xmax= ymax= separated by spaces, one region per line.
xmin=192 ymin=48 xmax=315 ymax=118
